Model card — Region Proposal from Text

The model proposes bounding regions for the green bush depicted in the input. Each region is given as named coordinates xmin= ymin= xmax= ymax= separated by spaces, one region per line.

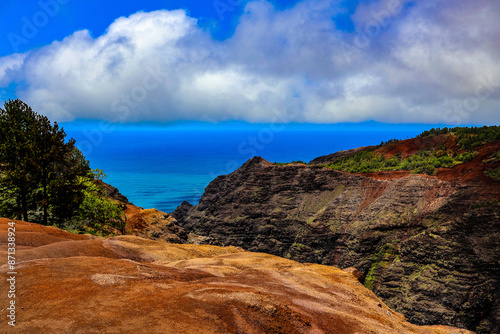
xmin=455 ymin=126 xmax=500 ymax=149
xmin=471 ymin=198 xmax=499 ymax=209
xmin=77 ymin=172 xmax=125 ymax=236
xmin=322 ymin=147 xmax=474 ymax=175
xmin=274 ymin=160 xmax=306 ymax=166
xmin=293 ymin=126 xmax=496 ymax=175
xmin=484 ymin=169 xmax=500 ymax=182
xmin=419 ymin=126 xmax=500 ymax=149
xmin=438 ymin=156 xmax=455 ymax=167
xmin=456 ymin=151 xmax=478 ymax=162
xmin=413 ymin=164 xmax=436 ymax=176
xmin=419 ymin=127 xmax=454 ymax=137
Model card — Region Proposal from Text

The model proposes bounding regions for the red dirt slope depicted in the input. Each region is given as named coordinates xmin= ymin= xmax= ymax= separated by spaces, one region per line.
xmin=0 ymin=219 xmax=473 ymax=334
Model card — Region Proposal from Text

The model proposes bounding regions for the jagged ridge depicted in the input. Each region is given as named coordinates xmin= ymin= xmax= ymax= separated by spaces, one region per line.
xmin=172 ymin=137 xmax=500 ymax=333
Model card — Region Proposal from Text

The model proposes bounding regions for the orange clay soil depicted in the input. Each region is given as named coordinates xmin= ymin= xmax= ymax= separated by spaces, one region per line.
xmin=0 ymin=219 xmax=473 ymax=334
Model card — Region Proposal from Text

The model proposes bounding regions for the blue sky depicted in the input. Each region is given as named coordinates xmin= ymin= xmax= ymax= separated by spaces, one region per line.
xmin=0 ymin=0 xmax=499 ymax=125
xmin=0 ymin=0 xmax=249 ymax=56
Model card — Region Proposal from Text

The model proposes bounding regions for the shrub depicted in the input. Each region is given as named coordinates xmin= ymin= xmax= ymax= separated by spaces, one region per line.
xmin=419 ymin=126 xmax=500 ymax=149
xmin=413 ymin=164 xmax=436 ymax=176
xmin=274 ymin=160 xmax=306 ymax=166
xmin=471 ymin=198 xmax=499 ymax=209
xmin=484 ymin=169 xmax=500 ymax=182
xmin=457 ymin=151 xmax=478 ymax=162
xmin=77 ymin=171 xmax=125 ymax=236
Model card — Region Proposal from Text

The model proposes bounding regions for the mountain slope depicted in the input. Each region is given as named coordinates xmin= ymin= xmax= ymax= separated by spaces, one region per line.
xmin=0 ymin=219 xmax=472 ymax=334
xmin=172 ymin=133 xmax=500 ymax=333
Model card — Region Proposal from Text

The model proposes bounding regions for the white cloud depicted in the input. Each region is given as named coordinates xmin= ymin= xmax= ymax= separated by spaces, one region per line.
xmin=0 ymin=53 xmax=27 ymax=86
xmin=0 ymin=0 xmax=499 ymax=125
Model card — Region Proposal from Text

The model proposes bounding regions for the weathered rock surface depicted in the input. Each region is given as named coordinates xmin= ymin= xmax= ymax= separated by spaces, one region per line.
xmin=172 ymin=140 xmax=500 ymax=333
xmin=98 ymin=180 xmax=132 ymax=204
xmin=0 ymin=219 xmax=473 ymax=334
xmin=126 ymin=208 xmax=188 ymax=244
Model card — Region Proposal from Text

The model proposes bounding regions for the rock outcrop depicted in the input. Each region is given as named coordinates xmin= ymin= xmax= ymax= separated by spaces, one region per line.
xmin=172 ymin=140 xmax=500 ymax=333
xmin=0 ymin=219 xmax=473 ymax=334
xmin=125 ymin=208 xmax=188 ymax=244
xmin=98 ymin=180 xmax=132 ymax=204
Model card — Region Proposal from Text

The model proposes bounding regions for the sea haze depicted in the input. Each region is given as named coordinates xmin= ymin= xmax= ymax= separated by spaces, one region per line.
xmin=61 ymin=121 xmax=439 ymax=213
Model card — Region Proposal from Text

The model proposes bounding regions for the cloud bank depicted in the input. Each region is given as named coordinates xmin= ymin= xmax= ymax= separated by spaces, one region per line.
xmin=0 ymin=0 xmax=499 ymax=124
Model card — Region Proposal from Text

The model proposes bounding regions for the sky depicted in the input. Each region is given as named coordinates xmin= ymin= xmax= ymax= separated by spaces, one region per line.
xmin=0 ymin=0 xmax=499 ymax=125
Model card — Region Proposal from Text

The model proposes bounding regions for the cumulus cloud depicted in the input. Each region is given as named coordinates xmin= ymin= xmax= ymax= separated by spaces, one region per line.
xmin=0 ymin=53 xmax=26 ymax=86
xmin=0 ymin=0 xmax=499 ymax=124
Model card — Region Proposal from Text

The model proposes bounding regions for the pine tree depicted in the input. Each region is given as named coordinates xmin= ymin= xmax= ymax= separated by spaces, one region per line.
xmin=0 ymin=100 xmax=39 ymax=221
xmin=0 ymin=99 xmax=90 ymax=225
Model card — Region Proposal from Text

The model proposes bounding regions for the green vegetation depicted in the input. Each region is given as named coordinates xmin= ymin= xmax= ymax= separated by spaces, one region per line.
xmin=0 ymin=99 xmax=124 ymax=235
xmin=455 ymin=126 xmax=500 ymax=149
xmin=311 ymin=125 xmax=499 ymax=175
xmin=484 ymin=168 xmax=500 ymax=182
xmin=273 ymin=160 xmax=306 ymax=166
xmin=419 ymin=125 xmax=500 ymax=149
xmin=322 ymin=148 xmax=477 ymax=175
xmin=379 ymin=138 xmax=400 ymax=147
xmin=291 ymin=242 xmax=307 ymax=250
xmin=418 ymin=126 xmax=456 ymax=137
xmin=277 ymin=126 xmax=498 ymax=175
xmin=364 ymin=262 xmax=380 ymax=290
xmin=76 ymin=170 xmax=126 ymax=235
xmin=483 ymin=151 xmax=500 ymax=164
xmin=470 ymin=198 xmax=499 ymax=209
xmin=365 ymin=243 xmax=396 ymax=290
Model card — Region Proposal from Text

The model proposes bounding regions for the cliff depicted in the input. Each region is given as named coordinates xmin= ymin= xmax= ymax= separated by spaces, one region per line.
xmin=98 ymin=181 xmax=191 ymax=244
xmin=172 ymin=136 xmax=500 ymax=333
xmin=0 ymin=219 xmax=473 ymax=334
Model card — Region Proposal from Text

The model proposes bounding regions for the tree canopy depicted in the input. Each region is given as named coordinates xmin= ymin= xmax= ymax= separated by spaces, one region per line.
xmin=0 ymin=99 xmax=125 ymax=234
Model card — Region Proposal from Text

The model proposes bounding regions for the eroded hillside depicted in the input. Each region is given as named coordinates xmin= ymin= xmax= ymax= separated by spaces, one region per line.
xmin=0 ymin=219 xmax=473 ymax=334
xmin=172 ymin=134 xmax=500 ymax=333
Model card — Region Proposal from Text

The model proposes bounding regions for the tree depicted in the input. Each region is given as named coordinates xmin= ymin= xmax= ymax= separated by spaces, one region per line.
xmin=48 ymin=146 xmax=90 ymax=228
xmin=78 ymin=170 xmax=126 ymax=235
xmin=33 ymin=113 xmax=80 ymax=225
xmin=0 ymin=100 xmax=40 ymax=221
xmin=0 ymin=99 xmax=90 ymax=225
xmin=0 ymin=100 xmax=129 ymax=235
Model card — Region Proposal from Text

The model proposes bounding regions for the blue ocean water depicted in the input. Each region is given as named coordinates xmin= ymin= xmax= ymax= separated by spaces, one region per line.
xmin=61 ymin=121 xmax=436 ymax=213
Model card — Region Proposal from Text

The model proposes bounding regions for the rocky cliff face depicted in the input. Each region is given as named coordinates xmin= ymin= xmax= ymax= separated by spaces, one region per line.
xmin=99 ymin=182 xmax=191 ymax=244
xmin=98 ymin=180 xmax=132 ymax=204
xmin=172 ymin=142 xmax=500 ymax=333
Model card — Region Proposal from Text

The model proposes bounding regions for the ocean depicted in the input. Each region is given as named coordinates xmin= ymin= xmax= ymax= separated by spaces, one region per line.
xmin=61 ymin=121 xmax=435 ymax=213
